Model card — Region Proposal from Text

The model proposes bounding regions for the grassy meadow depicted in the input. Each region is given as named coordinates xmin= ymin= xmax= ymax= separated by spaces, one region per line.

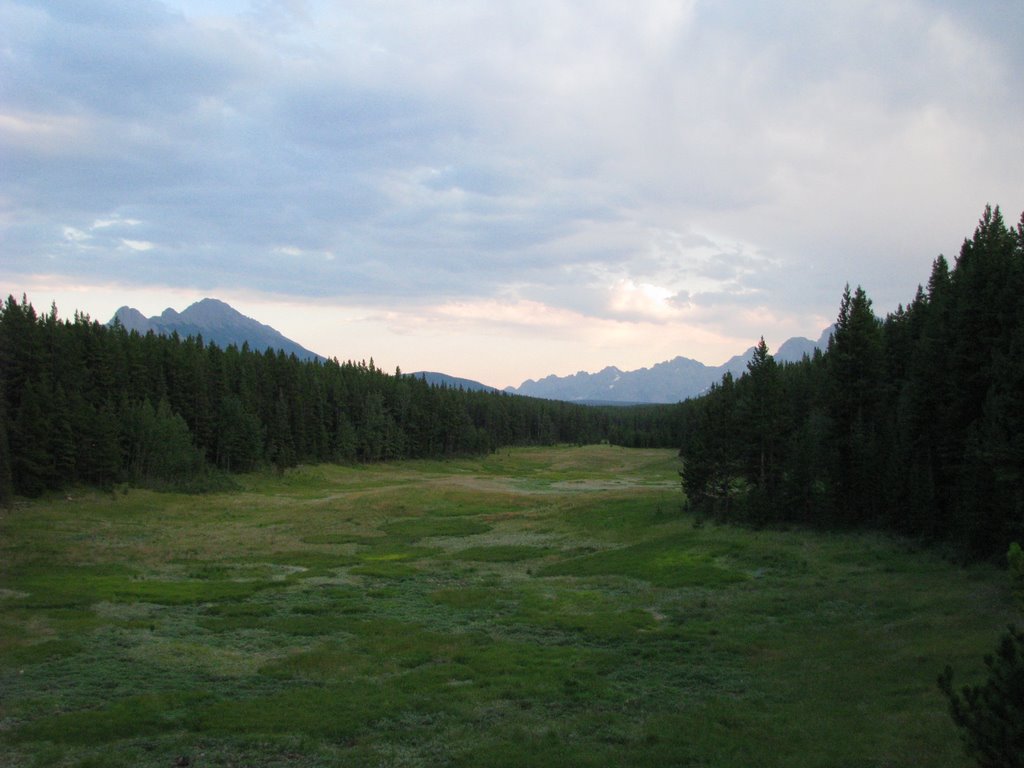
xmin=0 ymin=445 xmax=1019 ymax=767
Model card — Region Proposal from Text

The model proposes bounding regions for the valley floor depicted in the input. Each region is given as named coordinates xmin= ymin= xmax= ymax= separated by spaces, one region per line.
xmin=1 ymin=445 xmax=1018 ymax=767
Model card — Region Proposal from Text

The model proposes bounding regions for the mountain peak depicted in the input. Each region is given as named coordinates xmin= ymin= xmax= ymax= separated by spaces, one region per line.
xmin=111 ymin=306 xmax=150 ymax=333
xmin=509 ymin=328 xmax=833 ymax=404
xmin=178 ymin=298 xmax=251 ymax=329
xmin=108 ymin=298 xmax=324 ymax=361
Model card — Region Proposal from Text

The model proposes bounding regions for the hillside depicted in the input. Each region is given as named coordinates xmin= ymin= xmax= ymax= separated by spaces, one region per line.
xmin=407 ymin=371 xmax=498 ymax=393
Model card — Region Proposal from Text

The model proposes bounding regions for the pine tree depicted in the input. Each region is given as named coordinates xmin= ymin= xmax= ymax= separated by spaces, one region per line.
xmin=76 ymin=402 xmax=121 ymax=489
xmin=359 ymin=392 xmax=389 ymax=462
xmin=10 ymin=379 xmax=53 ymax=496
xmin=740 ymin=337 xmax=783 ymax=520
xmin=941 ymin=207 xmax=1023 ymax=551
xmin=938 ymin=626 xmax=1024 ymax=768
xmin=680 ymin=373 xmax=743 ymax=519
xmin=215 ymin=394 xmax=263 ymax=472
xmin=267 ymin=390 xmax=296 ymax=472
xmin=0 ymin=396 xmax=13 ymax=506
xmin=826 ymin=285 xmax=886 ymax=525
xmin=49 ymin=385 xmax=77 ymax=488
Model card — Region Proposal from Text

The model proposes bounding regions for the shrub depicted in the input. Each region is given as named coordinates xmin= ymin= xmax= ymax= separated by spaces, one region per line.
xmin=938 ymin=625 xmax=1024 ymax=768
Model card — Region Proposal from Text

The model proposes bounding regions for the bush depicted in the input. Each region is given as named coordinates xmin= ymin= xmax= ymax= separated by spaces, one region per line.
xmin=938 ymin=625 xmax=1024 ymax=768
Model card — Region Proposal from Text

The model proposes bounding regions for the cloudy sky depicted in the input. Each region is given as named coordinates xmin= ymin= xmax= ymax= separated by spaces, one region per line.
xmin=2 ymin=1 xmax=1022 ymax=387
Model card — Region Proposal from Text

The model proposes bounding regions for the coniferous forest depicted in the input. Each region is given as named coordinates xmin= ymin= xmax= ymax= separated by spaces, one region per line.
xmin=0 ymin=303 xmax=630 ymax=499
xmin=679 ymin=205 xmax=1024 ymax=559
xmin=2 ymin=205 xmax=1022 ymax=560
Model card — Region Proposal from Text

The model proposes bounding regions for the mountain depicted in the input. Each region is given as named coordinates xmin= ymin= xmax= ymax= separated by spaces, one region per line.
xmin=108 ymin=298 xmax=832 ymax=403
xmin=408 ymin=371 xmax=498 ymax=393
xmin=507 ymin=328 xmax=833 ymax=404
xmin=509 ymin=356 xmax=741 ymax=404
xmin=109 ymin=298 xmax=324 ymax=361
xmin=775 ymin=326 xmax=835 ymax=363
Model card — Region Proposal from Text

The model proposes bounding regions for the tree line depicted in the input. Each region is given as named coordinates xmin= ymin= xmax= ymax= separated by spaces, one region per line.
xmin=7 ymin=205 xmax=1017 ymax=560
xmin=679 ymin=205 xmax=1024 ymax=559
xmin=0 ymin=299 xmax=655 ymax=499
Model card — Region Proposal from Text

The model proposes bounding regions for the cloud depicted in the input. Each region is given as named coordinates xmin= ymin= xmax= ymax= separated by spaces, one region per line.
xmin=1 ymin=0 xmax=1022 ymax=380
xmin=121 ymin=239 xmax=155 ymax=252
xmin=62 ymin=226 xmax=90 ymax=243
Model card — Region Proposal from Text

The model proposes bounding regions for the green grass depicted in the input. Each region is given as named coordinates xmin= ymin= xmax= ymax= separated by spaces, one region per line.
xmin=537 ymin=534 xmax=749 ymax=587
xmin=383 ymin=517 xmax=491 ymax=540
xmin=449 ymin=545 xmax=553 ymax=562
xmin=0 ymin=444 xmax=1019 ymax=767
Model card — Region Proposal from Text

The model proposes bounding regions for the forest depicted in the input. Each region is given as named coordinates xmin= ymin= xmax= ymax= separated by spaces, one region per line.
xmin=2 ymin=205 xmax=1022 ymax=562
xmin=679 ymin=205 xmax=1024 ymax=559
xmin=0 ymin=299 xmax=656 ymax=500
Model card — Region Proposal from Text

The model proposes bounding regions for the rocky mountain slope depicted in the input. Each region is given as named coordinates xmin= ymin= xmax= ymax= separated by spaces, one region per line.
xmin=110 ymin=298 xmax=324 ymax=361
xmin=507 ymin=327 xmax=833 ymax=404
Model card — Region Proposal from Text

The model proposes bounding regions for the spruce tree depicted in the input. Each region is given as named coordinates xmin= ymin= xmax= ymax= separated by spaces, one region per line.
xmin=740 ymin=337 xmax=783 ymax=520
xmin=680 ymin=372 xmax=743 ymax=519
xmin=0 ymin=396 xmax=13 ymax=506
xmin=215 ymin=395 xmax=263 ymax=472
xmin=10 ymin=379 xmax=52 ymax=496
xmin=49 ymin=385 xmax=77 ymax=488
xmin=826 ymin=285 xmax=886 ymax=525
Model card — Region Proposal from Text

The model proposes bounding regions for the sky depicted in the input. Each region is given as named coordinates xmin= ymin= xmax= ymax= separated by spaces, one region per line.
xmin=2 ymin=1 xmax=1023 ymax=388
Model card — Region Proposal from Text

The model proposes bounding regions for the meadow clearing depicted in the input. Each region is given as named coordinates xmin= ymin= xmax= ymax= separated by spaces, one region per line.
xmin=0 ymin=445 xmax=1018 ymax=767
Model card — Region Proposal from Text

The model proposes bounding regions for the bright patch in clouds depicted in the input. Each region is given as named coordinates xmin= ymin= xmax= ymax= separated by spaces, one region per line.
xmin=609 ymin=279 xmax=677 ymax=321
xmin=94 ymin=217 xmax=142 ymax=229
xmin=121 ymin=239 xmax=155 ymax=252
xmin=62 ymin=227 xmax=90 ymax=243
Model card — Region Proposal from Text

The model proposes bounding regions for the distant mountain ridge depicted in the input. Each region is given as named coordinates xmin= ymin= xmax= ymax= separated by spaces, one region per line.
xmin=109 ymin=298 xmax=324 ymax=361
xmin=506 ymin=327 xmax=833 ymax=404
xmin=108 ymin=297 xmax=832 ymax=404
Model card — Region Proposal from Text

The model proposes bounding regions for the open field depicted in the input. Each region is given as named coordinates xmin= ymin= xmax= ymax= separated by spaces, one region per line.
xmin=1 ymin=445 xmax=1019 ymax=767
